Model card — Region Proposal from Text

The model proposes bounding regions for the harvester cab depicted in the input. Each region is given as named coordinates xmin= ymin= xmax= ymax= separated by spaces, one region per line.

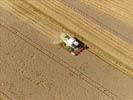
xmin=60 ymin=33 xmax=88 ymax=56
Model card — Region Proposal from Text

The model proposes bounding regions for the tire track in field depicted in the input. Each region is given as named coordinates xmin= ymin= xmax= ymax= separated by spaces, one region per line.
xmin=0 ymin=23 xmax=122 ymax=100
xmin=0 ymin=91 xmax=12 ymax=100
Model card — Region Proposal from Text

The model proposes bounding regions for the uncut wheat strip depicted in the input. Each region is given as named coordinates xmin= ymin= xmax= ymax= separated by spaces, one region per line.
xmin=81 ymin=0 xmax=128 ymax=15
xmin=0 ymin=0 xmax=131 ymax=76
xmin=81 ymin=0 xmax=133 ymax=26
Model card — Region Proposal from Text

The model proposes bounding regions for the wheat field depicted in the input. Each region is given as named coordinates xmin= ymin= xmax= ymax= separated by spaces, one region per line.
xmin=0 ymin=0 xmax=133 ymax=100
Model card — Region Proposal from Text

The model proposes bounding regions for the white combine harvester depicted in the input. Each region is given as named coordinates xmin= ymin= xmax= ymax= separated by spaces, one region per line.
xmin=59 ymin=33 xmax=88 ymax=56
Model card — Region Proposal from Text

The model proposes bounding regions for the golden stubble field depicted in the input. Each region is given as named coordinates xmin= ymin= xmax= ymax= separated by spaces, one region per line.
xmin=0 ymin=0 xmax=133 ymax=100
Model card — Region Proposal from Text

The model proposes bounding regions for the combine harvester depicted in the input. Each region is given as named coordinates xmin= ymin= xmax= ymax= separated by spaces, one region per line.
xmin=59 ymin=33 xmax=88 ymax=56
